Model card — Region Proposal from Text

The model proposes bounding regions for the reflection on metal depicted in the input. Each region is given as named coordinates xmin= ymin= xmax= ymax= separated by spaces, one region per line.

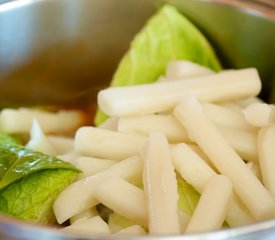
xmin=0 ymin=0 xmax=156 ymax=107
xmin=0 ymin=0 xmax=42 ymax=12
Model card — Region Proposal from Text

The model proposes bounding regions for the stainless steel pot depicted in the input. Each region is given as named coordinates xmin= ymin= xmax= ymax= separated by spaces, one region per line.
xmin=0 ymin=0 xmax=274 ymax=239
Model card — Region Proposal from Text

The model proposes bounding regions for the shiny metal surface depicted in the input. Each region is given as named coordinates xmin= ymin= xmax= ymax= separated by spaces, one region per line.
xmin=0 ymin=0 xmax=156 ymax=108
xmin=0 ymin=0 xmax=275 ymax=239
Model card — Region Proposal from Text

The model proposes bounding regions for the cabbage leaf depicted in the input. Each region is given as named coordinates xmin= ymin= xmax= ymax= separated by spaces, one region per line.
xmin=95 ymin=4 xmax=221 ymax=125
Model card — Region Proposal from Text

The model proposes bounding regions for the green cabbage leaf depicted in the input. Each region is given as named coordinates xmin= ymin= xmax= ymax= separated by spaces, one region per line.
xmin=0 ymin=132 xmax=80 ymax=223
xmin=95 ymin=4 xmax=221 ymax=125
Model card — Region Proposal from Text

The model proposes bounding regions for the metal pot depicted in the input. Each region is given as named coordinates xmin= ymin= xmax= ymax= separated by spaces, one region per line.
xmin=0 ymin=0 xmax=274 ymax=239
